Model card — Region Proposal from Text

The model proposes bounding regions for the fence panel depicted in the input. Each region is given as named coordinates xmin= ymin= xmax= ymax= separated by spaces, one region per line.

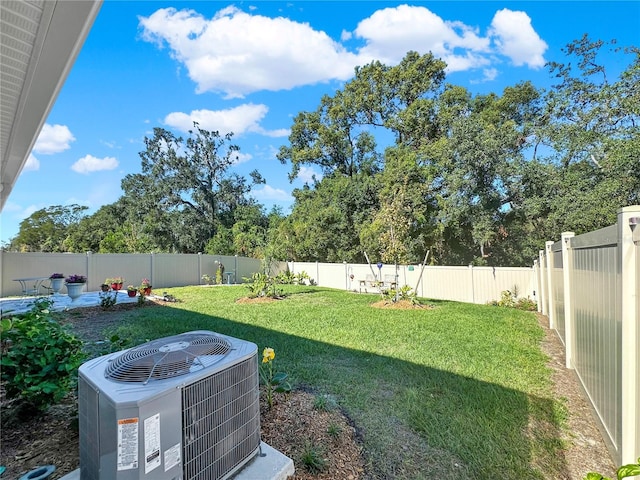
xmin=571 ymin=225 xmax=621 ymax=454
xmin=551 ymin=242 xmax=566 ymax=343
xmin=2 ymin=252 xmax=87 ymax=296
xmin=91 ymin=253 xmax=152 ymax=291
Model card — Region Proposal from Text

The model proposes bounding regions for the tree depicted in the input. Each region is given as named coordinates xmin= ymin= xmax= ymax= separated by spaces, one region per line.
xmin=122 ymin=123 xmax=265 ymax=253
xmin=9 ymin=205 xmax=87 ymax=252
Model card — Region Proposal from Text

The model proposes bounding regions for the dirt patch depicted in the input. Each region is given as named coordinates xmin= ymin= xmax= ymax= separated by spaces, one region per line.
xmin=235 ymin=296 xmax=281 ymax=304
xmin=370 ymin=299 xmax=433 ymax=309
xmin=535 ymin=313 xmax=616 ymax=479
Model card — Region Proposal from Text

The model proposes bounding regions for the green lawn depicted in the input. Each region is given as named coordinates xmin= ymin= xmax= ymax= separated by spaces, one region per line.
xmin=99 ymin=285 xmax=567 ymax=480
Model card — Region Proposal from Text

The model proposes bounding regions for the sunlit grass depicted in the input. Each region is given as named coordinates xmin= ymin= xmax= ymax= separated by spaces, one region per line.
xmin=101 ymin=285 xmax=566 ymax=479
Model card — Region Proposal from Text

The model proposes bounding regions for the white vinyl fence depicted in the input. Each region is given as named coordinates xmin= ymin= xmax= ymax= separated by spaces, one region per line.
xmin=0 ymin=252 xmax=261 ymax=297
xmin=286 ymin=260 xmax=537 ymax=305
xmin=537 ymin=205 xmax=640 ymax=465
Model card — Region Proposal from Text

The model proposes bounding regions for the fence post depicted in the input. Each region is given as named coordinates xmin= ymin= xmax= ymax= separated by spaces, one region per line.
xmin=150 ymin=252 xmax=155 ymax=288
xmin=86 ymin=251 xmax=93 ymax=291
xmin=545 ymin=241 xmax=554 ymax=329
xmin=538 ymin=250 xmax=546 ymax=315
xmin=198 ymin=252 xmax=202 ymax=285
xmin=561 ymin=232 xmax=575 ymax=369
xmin=468 ymin=264 xmax=475 ymax=304
xmin=619 ymin=206 xmax=640 ymax=463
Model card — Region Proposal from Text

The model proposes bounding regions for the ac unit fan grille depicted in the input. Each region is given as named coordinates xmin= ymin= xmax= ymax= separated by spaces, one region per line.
xmin=105 ymin=333 xmax=231 ymax=383
xmin=182 ymin=355 xmax=260 ymax=480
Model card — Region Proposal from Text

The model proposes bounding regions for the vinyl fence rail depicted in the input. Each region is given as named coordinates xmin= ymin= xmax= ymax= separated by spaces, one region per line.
xmin=537 ymin=205 xmax=640 ymax=465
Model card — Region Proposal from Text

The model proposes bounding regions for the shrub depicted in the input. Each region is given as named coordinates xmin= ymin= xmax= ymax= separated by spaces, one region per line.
xmin=382 ymin=285 xmax=420 ymax=305
xmin=244 ymin=272 xmax=282 ymax=298
xmin=0 ymin=298 xmax=85 ymax=413
xmin=490 ymin=289 xmax=537 ymax=311
xmin=99 ymin=290 xmax=118 ymax=310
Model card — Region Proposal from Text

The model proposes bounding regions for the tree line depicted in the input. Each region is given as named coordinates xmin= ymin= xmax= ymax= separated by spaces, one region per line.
xmin=5 ymin=36 xmax=639 ymax=266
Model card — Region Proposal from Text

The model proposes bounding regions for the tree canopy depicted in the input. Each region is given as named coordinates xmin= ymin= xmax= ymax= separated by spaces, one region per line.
xmin=5 ymin=37 xmax=638 ymax=266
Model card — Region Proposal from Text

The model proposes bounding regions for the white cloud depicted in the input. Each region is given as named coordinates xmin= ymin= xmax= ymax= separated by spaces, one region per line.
xmin=470 ymin=67 xmax=499 ymax=84
xmin=353 ymin=5 xmax=490 ymax=71
xmin=234 ymin=152 xmax=252 ymax=165
xmin=71 ymin=155 xmax=119 ymax=174
xmin=489 ymin=9 xmax=547 ymax=68
xmin=165 ymin=104 xmax=278 ymax=136
xmin=139 ymin=6 xmax=359 ymax=98
xmin=23 ymin=154 xmax=40 ymax=172
xmin=33 ymin=124 xmax=75 ymax=154
xmin=140 ymin=4 xmax=547 ymax=98
xmin=296 ymin=165 xmax=321 ymax=184
xmin=251 ymin=184 xmax=291 ymax=201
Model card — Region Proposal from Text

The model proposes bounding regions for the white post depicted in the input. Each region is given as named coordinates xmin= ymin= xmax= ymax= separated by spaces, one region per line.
xmin=538 ymin=250 xmax=547 ymax=315
xmin=86 ymin=251 xmax=93 ymax=291
xmin=198 ymin=252 xmax=202 ymax=285
xmin=619 ymin=206 xmax=640 ymax=463
xmin=545 ymin=241 xmax=555 ymax=329
xmin=561 ymin=232 xmax=575 ymax=369
xmin=468 ymin=264 xmax=475 ymax=304
xmin=150 ymin=252 xmax=156 ymax=288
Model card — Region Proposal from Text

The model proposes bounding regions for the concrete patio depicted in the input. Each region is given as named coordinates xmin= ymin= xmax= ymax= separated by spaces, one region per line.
xmin=0 ymin=290 xmax=141 ymax=316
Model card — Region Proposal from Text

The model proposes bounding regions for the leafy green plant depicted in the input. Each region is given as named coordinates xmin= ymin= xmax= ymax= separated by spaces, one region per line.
xmin=275 ymin=269 xmax=296 ymax=285
xmin=584 ymin=458 xmax=640 ymax=480
xmin=99 ymin=290 xmax=118 ymax=310
xmin=490 ymin=289 xmax=537 ymax=311
xmin=382 ymin=284 xmax=420 ymax=305
xmin=201 ymin=273 xmax=214 ymax=285
xmin=259 ymin=347 xmax=291 ymax=409
xmin=0 ymin=298 xmax=85 ymax=413
xmin=299 ymin=441 xmax=327 ymax=473
xmin=244 ymin=272 xmax=282 ymax=298
xmin=216 ymin=267 xmax=223 ymax=285
xmin=295 ymin=271 xmax=311 ymax=285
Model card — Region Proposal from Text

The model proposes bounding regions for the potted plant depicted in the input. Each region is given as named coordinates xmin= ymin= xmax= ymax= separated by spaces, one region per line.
xmin=108 ymin=277 xmax=124 ymax=291
xmin=65 ymin=274 xmax=87 ymax=303
xmin=126 ymin=285 xmax=137 ymax=297
xmin=140 ymin=278 xmax=152 ymax=296
xmin=49 ymin=273 xmax=65 ymax=295
xmin=100 ymin=283 xmax=110 ymax=292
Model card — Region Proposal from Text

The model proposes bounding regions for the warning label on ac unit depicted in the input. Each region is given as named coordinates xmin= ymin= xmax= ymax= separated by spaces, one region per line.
xmin=144 ymin=413 xmax=161 ymax=474
xmin=164 ymin=442 xmax=181 ymax=472
xmin=117 ymin=417 xmax=139 ymax=471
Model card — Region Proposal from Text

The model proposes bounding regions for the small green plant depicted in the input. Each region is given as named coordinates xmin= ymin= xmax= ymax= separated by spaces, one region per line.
xmin=244 ymin=272 xmax=282 ymax=298
xmin=327 ymin=422 xmax=342 ymax=438
xmin=99 ymin=290 xmax=118 ymax=310
xmin=313 ymin=393 xmax=337 ymax=412
xmin=259 ymin=347 xmax=291 ymax=409
xmin=295 ymin=271 xmax=310 ymax=285
xmin=299 ymin=441 xmax=327 ymax=473
xmin=275 ymin=269 xmax=296 ymax=284
xmin=201 ymin=274 xmax=214 ymax=285
xmin=584 ymin=457 xmax=640 ymax=480
xmin=0 ymin=298 xmax=85 ymax=414
xmin=490 ymin=289 xmax=537 ymax=311
xmin=382 ymin=284 xmax=420 ymax=305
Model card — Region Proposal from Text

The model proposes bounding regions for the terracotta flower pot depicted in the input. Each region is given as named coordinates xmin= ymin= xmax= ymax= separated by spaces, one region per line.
xmin=127 ymin=290 xmax=137 ymax=297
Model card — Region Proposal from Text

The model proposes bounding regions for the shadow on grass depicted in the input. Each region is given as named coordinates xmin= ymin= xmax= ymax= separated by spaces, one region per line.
xmin=86 ymin=296 xmax=568 ymax=480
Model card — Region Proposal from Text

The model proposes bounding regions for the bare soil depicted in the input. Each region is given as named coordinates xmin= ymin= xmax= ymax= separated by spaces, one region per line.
xmin=0 ymin=303 xmax=616 ymax=479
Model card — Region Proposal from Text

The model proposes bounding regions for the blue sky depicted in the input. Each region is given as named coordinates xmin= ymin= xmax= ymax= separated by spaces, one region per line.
xmin=2 ymin=1 xmax=638 ymax=243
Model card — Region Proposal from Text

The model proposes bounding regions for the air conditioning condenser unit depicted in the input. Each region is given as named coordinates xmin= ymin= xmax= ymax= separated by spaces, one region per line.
xmin=78 ymin=330 xmax=260 ymax=480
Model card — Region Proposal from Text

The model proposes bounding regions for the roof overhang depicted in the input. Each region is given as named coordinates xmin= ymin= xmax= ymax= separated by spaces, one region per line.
xmin=0 ymin=0 xmax=102 ymax=211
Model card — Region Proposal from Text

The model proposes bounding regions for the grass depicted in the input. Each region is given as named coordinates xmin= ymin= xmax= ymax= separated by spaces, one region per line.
xmin=101 ymin=285 xmax=566 ymax=479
